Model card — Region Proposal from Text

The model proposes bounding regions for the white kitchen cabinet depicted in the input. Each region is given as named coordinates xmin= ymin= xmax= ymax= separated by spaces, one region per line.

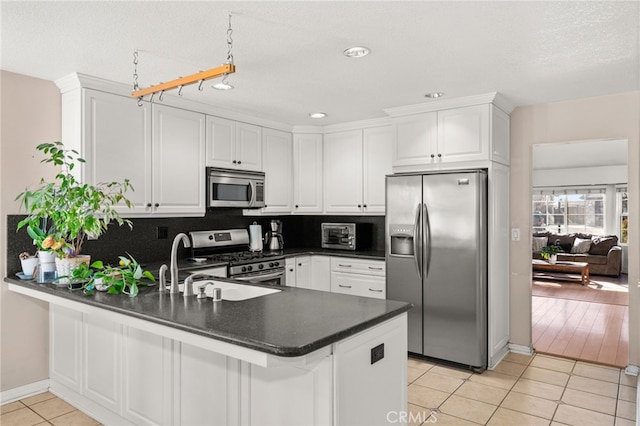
xmin=122 ymin=327 xmax=173 ymax=425
xmin=334 ymin=316 xmax=407 ymax=426
xmin=293 ymin=134 xmax=323 ymax=213
xmin=286 ymin=256 xmax=330 ymax=292
xmin=206 ymin=116 xmax=262 ymax=171
xmin=392 ymin=112 xmax=438 ymax=167
xmin=363 ymin=126 xmax=393 ymax=213
xmin=324 ymin=126 xmax=392 ymax=214
xmin=151 ymin=104 xmax=206 ymax=216
xmin=50 ymin=305 xmax=83 ymax=393
xmin=262 ymin=128 xmax=293 ymax=213
xmin=324 ymin=130 xmax=363 ymax=213
xmin=392 ymin=103 xmax=509 ymax=170
xmin=330 ymin=257 xmax=386 ymax=299
xmin=73 ymin=89 xmax=205 ymax=217
xmin=83 ymin=313 xmax=122 ymax=414
xmin=436 ymin=104 xmax=489 ymax=163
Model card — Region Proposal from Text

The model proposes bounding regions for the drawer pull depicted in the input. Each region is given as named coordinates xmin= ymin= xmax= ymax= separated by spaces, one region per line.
xmin=338 ymin=284 xmax=352 ymax=288
xmin=369 ymin=288 xmax=383 ymax=293
xmin=368 ymin=266 xmax=383 ymax=270
xmin=338 ymin=264 xmax=352 ymax=267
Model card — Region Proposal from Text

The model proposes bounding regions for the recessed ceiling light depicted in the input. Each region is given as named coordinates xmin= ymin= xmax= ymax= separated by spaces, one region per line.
xmin=213 ymin=82 xmax=234 ymax=91
xmin=309 ymin=112 xmax=327 ymax=119
xmin=425 ymin=92 xmax=445 ymax=99
xmin=343 ymin=46 xmax=370 ymax=58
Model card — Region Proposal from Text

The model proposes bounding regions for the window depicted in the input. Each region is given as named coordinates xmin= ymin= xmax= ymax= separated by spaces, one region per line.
xmin=532 ymin=190 xmax=605 ymax=235
xmin=618 ymin=190 xmax=628 ymax=244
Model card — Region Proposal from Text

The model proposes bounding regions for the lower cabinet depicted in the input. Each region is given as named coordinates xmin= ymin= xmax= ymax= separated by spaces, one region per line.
xmin=286 ymin=256 xmax=330 ymax=292
xmin=49 ymin=305 xmax=406 ymax=426
xmin=330 ymin=257 xmax=386 ymax=299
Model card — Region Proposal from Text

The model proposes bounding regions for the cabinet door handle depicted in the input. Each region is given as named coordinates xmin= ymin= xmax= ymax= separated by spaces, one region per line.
xmin=368 ymin=266 xmax=383 ymax=270
xmin=338 ymin=264 xmax=352 ymax=267
xmin=369 ymin=288 xmax=383 ymax=293
xmin=146 ymin=203 xmax=152 ymax=207
xmin=339 ymin=284 xmax=352 ymax=288
xmin=298 ymin=263 xmax=302 ymax=267
xmin=232 ymin=160 xmax=237 ymax=164
xmin=363 ymin=204 xmax=367 ymax=208
xmin=430 ymin=154 xmax=435 ymax=158
xmin=289 ymin=268 xmax=294 ymax=272
xmin=437 ymin=153 xmax=442 ymax=158
xmin=237 ymin=160 xmax=242 ymax=164
xmin=357 ymin=204 xmax=362 ymax=208
xmin=154 ymin=203 xmax=159 ymax=208
xmin=295 ymin=205 xmax=299 ymax=208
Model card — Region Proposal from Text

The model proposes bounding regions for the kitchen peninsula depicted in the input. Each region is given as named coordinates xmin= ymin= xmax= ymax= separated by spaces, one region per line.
xmin=6 ymin=277 xmax=410 ymax=426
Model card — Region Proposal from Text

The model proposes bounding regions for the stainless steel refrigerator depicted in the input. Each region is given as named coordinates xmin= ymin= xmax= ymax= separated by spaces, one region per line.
xmin=386 ymin=170 xmax=487 ymax=370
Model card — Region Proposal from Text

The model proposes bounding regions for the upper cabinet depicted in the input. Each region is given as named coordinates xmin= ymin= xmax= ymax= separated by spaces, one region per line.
xmin=391 ymin=102 xmax=510 ymax=171
xmin=293 ymin=133 xmax=323 ymax=213
xmin=73 ymin=89 xmax=205 ymax=217
xmin=324 ymin=125 xmax=392 ymax=214
xmin=262 ymin=128 xmax=293 ymax=213
xmin=206 ymin=116 xmax=262 ymax=171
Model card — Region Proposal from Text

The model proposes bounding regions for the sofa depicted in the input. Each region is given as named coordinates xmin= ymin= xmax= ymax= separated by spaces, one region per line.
xmin=532 ymin=232 xmax=622 ymax=277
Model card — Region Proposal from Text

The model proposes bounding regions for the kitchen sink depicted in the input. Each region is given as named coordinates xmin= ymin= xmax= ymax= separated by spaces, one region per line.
xmin=178 ymin=280 xmax=281 ymax=301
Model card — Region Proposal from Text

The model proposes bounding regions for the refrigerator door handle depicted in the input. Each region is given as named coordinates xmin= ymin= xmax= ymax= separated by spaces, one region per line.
xmin=423 ymin=203 xmax=432 ymax=278
xmin=413 ymin=203 xmax=423 ymax=280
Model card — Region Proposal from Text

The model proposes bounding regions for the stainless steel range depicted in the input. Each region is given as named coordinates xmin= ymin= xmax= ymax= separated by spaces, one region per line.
xmin=189 ymin=229 xmax=285 ymax=285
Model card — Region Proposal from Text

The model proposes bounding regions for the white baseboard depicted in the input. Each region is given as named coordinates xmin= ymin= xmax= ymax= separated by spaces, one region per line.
xmin=0 ymin=379 xmax=50 ymax=404
xmin=508 ymin=343 xmax=534 ymax=356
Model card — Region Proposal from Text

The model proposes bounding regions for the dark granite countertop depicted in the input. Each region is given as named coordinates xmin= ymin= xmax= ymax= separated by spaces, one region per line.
xmin=5 ymin=277 xmax=410 ymax=358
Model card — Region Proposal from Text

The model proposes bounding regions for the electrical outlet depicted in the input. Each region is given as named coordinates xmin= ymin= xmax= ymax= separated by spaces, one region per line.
xmin=511 ymin=228 xmax=520 ymax=241
xmin=157 ymin=226 xmax=168 ymax=239
xmin=371 ymin=343 xmax=384 ymax=365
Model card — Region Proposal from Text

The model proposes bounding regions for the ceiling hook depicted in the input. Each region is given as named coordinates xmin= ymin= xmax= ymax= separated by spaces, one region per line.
xmin=198 ymin=80 xmax=205 ymax=91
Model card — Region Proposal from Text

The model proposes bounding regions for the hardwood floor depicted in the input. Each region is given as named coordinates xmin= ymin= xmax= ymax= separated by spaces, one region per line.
xmin=532 ymin=274 xmax=629 ymax=368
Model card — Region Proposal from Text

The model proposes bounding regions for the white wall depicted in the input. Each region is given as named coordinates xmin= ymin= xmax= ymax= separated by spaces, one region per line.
xmin=0 ymin=70 xmax=61 ymax=392
xmin=510 ymin=91 xmax=640 ymax=366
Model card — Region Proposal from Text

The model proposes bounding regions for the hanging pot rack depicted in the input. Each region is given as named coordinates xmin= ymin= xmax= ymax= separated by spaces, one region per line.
xmin=131 ymin=12 xmax=235 ymax=102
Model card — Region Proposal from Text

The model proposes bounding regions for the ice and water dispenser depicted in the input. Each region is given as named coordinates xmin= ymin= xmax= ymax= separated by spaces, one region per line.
xmin=389 ymin=224 xmax=415 ymax=256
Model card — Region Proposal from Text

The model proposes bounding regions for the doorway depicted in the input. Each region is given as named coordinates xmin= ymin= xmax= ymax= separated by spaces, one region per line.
xmin=530 ymin=139 xmax=629 ymax=368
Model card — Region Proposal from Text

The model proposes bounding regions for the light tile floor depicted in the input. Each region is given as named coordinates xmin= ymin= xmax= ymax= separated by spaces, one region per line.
xmin=0 ymin=391 xmax=98 ymax=426
xmin=408 ymin=352 xmax=638 ymax=426
xmin=1 ymin=353 xmax=637 ymax=426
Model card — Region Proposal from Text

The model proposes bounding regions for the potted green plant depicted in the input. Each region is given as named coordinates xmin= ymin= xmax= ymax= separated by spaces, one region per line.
xmin=84 ymin=254 xmax=155 ymax=297
xmin=15 ymin=141 xmax=134 ymax=282
xmin=541 ymin=245 xmax=562 ymax=264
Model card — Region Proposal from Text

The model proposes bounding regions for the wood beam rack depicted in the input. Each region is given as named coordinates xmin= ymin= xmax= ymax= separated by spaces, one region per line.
xmin=131 ymin=63 xmax=236 ymax=99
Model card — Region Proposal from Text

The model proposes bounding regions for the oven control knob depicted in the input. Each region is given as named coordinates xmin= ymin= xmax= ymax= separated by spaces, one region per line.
xmin=258 ymin=264 xmax=264 ymax=269
xmin=269 ymin=262 xmax=274 ymax=267
xmin=274 ymin=261 xmax=280 ymax=267
xmin=241 ymin=266 xmax=247 ymax=272
xmin=247 ymin=266 xmax=253 ymax=271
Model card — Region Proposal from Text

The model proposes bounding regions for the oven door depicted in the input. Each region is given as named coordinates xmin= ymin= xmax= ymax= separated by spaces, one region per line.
xmin=233 ymin=269 xmax=285 ymax=286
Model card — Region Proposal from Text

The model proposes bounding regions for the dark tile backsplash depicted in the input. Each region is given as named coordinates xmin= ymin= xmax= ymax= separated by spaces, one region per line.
xmin=6 ymin=212 xmax=384 ymax=275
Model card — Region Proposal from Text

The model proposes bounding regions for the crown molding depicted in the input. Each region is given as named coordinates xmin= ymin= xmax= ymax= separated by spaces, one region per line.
xmin=384 ymin=92 xmax=515 ymax=117
xmin=291 ymin=125 xmax=325 ymax=134
xmin=322 ymin=116 xmax=391 ymax=134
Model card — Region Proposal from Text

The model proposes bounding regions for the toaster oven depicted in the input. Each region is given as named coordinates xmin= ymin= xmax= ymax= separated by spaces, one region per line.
xmin=321 ymin=223 xmax=371 ymax=251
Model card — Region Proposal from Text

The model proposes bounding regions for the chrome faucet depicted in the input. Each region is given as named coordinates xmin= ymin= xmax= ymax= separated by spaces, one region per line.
xmin=183 ymin=273 xmax=213 ymax=297
xmin=170 ymin=233 xmax=191 ymax=294
xmin=158 ymin=264 xmax=168 ymax=293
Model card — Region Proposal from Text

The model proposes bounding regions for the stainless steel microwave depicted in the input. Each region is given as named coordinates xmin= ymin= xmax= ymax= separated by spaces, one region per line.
xmin=206 ymin=167 xmax=265 ymax=209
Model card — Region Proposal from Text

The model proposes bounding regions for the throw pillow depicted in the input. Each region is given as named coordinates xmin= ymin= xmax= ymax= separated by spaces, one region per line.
xmin=549 ymin=234 xmax=575 ymax=253
xmin=532 ymin=237 xmax=548 ymax=252
xmin=571 ymin=237 xmax=591 ymax=254
xmin=590 ymin=237 xmax=616 ymax=256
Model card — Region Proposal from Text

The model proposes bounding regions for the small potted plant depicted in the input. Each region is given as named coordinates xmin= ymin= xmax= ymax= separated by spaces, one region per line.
xmin=541 ymin=245 xmax=562 ymax=264
xmin=15 ymin=142 xmax=134 ymax=282
xmin=84 ymin=254 xmax=155 ymax=297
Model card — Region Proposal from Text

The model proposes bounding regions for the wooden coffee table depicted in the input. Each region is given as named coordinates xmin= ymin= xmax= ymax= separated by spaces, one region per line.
xmin=532 ymin=260 xmax=590 ymax=285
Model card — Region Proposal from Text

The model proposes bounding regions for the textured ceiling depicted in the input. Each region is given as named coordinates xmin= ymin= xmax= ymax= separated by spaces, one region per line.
xmin=2 ymin=1 xmax=639 ymax=126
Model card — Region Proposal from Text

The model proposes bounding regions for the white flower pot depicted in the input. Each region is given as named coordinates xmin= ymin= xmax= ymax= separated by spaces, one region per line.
xmin=20 ymin=256 xmax=39 ymax=277
xmin=55 ymin=255 xmax=91 ymax=284
xmin=548 ymin=254 xmax=557 ymax=264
